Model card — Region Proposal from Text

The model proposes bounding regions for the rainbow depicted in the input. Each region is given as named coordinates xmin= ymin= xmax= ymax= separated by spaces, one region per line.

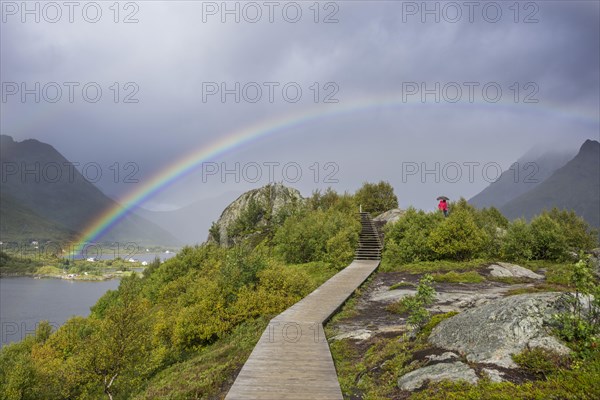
xmin=69 ymin=95 xmax=598 ymax=255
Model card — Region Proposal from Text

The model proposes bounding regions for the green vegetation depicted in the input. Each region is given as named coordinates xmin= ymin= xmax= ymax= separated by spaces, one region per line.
xmin=0 ymin=250 xmax=146 ymax=279
xmin=0 ymin=185 xmax=363 ymax=400
xmin=0 ymin=251 xmax=43 ymax=275
xmin=328 ymin=311 xmax=458 ymax=399
xmin=387 ymin=274 xmax=436 ymax=330
xmin=552 ymin=256 xmax=600 ymax=357
xmin=0 ymin=191 xmax=76 ymax=244
xmin=383 ymin=200 xmax=597 ymax=270
xmin=409 ymin=353 xmax=600 ymax=400
xmin=382 ymin=258 xmax=485 ymax=274
xmin=133 ymin=317 xmax=269 ymax=400
xmin=354 ymin=181 xmax=398 ymax=217
xmin=512 ymin=347 xmax=571 ymax=377
xmin=389 ymin=281 xmax=415 ymax=290
xmin=331 ymin=197 xmax=598 ymax=399
xmin=2 ymin=183 xmax=598 ymax=399
xmin=505 ymin=283 xmax=570 ymax=296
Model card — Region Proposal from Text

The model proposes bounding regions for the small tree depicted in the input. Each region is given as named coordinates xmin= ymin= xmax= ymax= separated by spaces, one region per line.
xmin=79 ymin=277 xmax=155 ymax=399
xmin=553 ymin=256 xmax=600 ymax=356
xmin=388 ymin=274 xmax=437 ymax=331
xmin=546 ymin=208 xmax=598 ymax=251
xmin=501 ymin=219 xmax=534 ymax=261
xmin=355 ymin=181 xmax=398 ymax=217
xmin=529 ymin=213 xmax=568 ymax=260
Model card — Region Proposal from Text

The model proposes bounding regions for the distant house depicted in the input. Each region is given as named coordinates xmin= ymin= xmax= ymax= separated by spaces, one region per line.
xmin=128 ymin=258 xmax=136 ymax=263
xmin=86 ymin=257 xmax=97 ymax=262
xmin=31 ymin=241 xmax=38 ymax=246
xmin=141 ymin=261 xmax=148 ymax=266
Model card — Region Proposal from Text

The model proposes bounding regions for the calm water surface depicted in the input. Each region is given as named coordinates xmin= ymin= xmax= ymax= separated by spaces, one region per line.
xmin=1 ymin=277 xmax=121 ymax=347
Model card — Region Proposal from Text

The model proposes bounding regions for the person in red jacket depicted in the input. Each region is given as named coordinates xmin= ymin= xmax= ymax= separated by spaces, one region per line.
xmin=438 ymin=199 xmax=448 ymax=217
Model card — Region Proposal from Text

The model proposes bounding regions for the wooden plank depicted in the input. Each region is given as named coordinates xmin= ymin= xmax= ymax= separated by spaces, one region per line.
xmin=225 ymin=260 xmax=380 ymax=400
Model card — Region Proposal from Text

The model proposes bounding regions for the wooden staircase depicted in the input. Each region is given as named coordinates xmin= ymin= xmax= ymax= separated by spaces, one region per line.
xmin=354 ymin=212 xmax=383 ymax=261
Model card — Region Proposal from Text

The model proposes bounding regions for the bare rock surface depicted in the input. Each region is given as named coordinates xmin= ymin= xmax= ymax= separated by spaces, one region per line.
xmin=397 ymin=361 xmax=478 ymax=391
xmin=373 ymin=208 xmax=405 ymax=225
xmin=428 ymin=293 xmax=570 ymax=368
xmin=487 ymin=262 xmax=544 ymax=280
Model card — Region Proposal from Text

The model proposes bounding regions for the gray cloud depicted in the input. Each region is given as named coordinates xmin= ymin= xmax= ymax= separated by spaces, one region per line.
xmin=1 ymin=0 xmax=598 ymax=223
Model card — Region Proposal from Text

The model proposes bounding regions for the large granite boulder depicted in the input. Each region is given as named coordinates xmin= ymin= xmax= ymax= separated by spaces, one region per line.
xmin=428 ymin=293 xmax=570 ymax=368
xmin=207 ymin=183 xmax=303 ymax=246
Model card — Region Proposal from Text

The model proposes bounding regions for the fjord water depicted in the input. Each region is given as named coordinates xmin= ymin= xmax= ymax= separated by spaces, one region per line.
xmin=0 ymin=277 xmax=121 ymax=347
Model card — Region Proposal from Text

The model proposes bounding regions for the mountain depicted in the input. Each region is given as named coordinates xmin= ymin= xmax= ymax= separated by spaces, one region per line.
xmin=0 ymin=190 xmax=76 ymax=243
xmin=500 ymin=140 xmax=600 ymax=228
xmin=137 ymin=190 xmax=243 ymax=245
xmin=0 ymin=135 xmax=181 ymax=246
xmin=469 ymin=146 xmax=577 ymax=209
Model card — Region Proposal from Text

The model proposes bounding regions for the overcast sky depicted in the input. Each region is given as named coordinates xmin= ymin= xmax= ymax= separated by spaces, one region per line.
xmin=2 ymin=0 xmax=599 ymax=215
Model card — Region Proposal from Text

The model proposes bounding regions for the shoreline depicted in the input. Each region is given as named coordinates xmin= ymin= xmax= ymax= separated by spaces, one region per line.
xmin=0 ymin=271 xmax=138 ymax=281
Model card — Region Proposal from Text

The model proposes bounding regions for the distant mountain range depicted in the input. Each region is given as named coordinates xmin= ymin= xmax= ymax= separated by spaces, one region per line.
xmin=137 ymin=191 xmax=242 ymax=245
xmin=469 ymin=147 xmax=577 ymax=209
xmin=470 ymin=139 xmax=600 ymax=228
xmin=0 ymin=135 xmax=181 ymax=246
xmin=2 ymin=134 xmax=597 ymax=246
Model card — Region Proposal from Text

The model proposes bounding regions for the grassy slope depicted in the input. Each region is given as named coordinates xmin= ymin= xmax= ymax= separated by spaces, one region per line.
xmin=134 ymin=261 xmax=339 ymax=399
xmin=0 ymin=191 xmax=76 ymax=243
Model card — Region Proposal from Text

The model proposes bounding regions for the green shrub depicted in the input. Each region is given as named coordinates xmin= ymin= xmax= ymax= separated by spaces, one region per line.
xmin=529 ymin=214 xmax=568 ymax=260
xmin=546 ymin=208 xmax=598 ymax=251
xmin=501 ymin=219 xmax=534 ymax=261
xmin=355 ymin=181 xmax=398 ymax=217
xmin=274 ymin=209 xmax=360 ymax=266
xmin=387 ymin=274 xmax=437 ymax=330
xmin=382 ymin=208 xmax=441 ymax=265
xmin=552 ymin=257 xmax=600 ymax=356
xmin=389 ymin=281 xmax=415 ymax=290
xmin=427 ymin=209 xmax=486 ymax=261
xmin=512 ymin=347 xmax=570 ymax=377
xmin=227 ymin=197 xmax=267 ymax=243
xmin=326 ymin=227 xmax=358 ymax=270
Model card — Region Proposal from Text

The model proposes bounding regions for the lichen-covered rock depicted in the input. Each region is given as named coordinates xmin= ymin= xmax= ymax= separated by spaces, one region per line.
xmin=373 ymin=208 xmax=405 ymax=225
xmin=487 ymin=262 xmax=543 ymax=280
xmin=425 ymin=352 xmax=459 ymax=362
xmin=397 ymin=361 xmax=478 ymax=391
xmin=482 ymin=368 xmax=505 ymax=382
xmin=207 ymin=183 xmax=303 ymax=246
xmin=428 ymin=293 xmax=571 ymax=368
xmin=331 ymin=329 xmax=373 ymax=341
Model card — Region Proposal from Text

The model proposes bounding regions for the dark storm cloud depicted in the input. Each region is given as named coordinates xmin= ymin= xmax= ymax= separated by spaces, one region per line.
xmin=1 ymin=0 xmax=598 ymax=219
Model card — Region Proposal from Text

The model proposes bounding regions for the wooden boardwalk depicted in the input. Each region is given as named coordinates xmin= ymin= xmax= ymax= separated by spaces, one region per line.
xmin=225 ymin=259 xmax=380 ymax=399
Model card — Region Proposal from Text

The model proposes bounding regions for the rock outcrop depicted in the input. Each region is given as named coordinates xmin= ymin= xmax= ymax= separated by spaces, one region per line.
xmin=487 ymin=262 xmax=544 ymax=280
xmin=207 ymin=183 xmax=304 ymax=246
xmin=428 ymin=293 xmax=571 ymax=368
xmin=373 ymin=208 xmax=405 ymax=225
xmin=397 ymin=361 xmax=478 ymax=391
